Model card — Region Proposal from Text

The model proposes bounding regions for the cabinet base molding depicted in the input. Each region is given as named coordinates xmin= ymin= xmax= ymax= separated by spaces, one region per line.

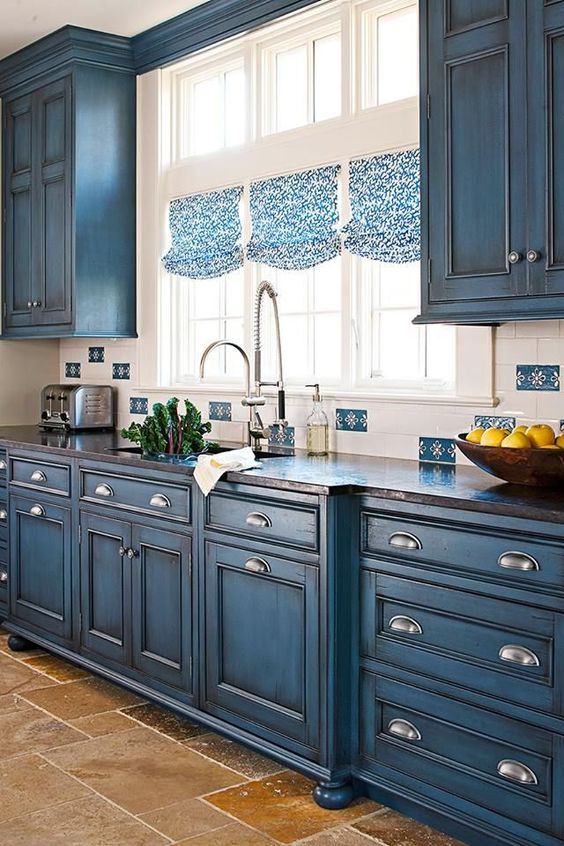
xmin=7 ymin=633 xmax=34 ymax=651
xmin=313 ymin=779 xmax=355 ymax=810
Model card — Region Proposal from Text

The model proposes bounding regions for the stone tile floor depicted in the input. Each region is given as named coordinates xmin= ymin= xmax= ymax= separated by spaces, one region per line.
xmin=0 ymin=625 xmax=465 ymax=846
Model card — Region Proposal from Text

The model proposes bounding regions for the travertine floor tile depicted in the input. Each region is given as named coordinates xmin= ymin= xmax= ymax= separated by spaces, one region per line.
xmin=69 ymin=710 xmax=138 ymax=737
xmin=0 ymin=652 xmax=57 ymax=696
xmin=352 ymin=810 xmax=466 ymax=846
xmin=0 ymin=754 xmax=90 ymax=824
xmin=21 ymin=653 xmax=90 ymax=682
xmin=139 ymin=796 xmax=232 ymax=841
xmin=176 ymin=822 xmax=275 ymax=845
xmin=0 ymin=707 xmax=86 ymax=760
xmin=122 ymin=701 xmax=207 ymax=741
xmin=43 ymin=725 xmax=245 ymax=815
xmin=0 ymin=693 xmax=30 ymax=714
xmin=296 ymin=825 xmax=379 ymax=845
xmin=0 ymin=795 xmax=168 ymax=845
xmin=21 ymin=675 xmax=142 ymax=719
xmin=185 ymin=732 xmax=284 ymax=779
xmin=206 ymin=771 xmax=379 ymax=844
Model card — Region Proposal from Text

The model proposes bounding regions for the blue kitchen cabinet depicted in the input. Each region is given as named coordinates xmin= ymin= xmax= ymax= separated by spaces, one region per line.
xmin=418 ymin=0 xmax=564 ymax=323
xmin=0 ymin=28 xmax=136 ymax=338
xmin=9 ymin=493 xmax=73 ymax=643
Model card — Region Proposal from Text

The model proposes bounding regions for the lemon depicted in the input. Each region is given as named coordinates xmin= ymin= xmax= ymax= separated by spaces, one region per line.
xmin=526 ymin=424 xmax=555 ymax=448
xmin=512 ymin=425 xmax=528 ymax=434
xmin=556 ymin=434 xmax=564 ymax=449
xmin=501 ymin=432 xmax=531 ymax=449
xmin=480 ymin=428 xmax=510 ymax=447
xmin=466 ymin=427 xmax=485 ymax=444
xmin=540 ymin=444 xmax=560 ymax=449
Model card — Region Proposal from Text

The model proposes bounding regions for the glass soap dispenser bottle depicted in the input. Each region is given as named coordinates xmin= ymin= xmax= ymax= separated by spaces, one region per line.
xmin=305 ymin=383 xmax=329 ymax=456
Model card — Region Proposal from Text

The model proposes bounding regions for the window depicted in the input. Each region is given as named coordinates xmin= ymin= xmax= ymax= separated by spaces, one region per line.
xmin=361 ymin=2 xmax=418 ymax=108
xmin=180 ymin=59 xmax=246 ymax=157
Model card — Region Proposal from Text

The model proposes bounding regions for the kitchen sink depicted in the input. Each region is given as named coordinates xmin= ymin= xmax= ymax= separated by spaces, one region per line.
xmin=104 ymin=445 xmax=293 ymax=459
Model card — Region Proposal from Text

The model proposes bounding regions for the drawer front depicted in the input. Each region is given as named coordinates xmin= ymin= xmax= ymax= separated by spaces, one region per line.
xmin=0 ymin=450 xmax=7 ymax=481
xmin=361 ymin=508 xmax=564 ymax=592
xmin=10 ymin=455 xmax=71 ymax=497
xmin=360 ymin=674 xmax=561 ymax=838
xmin=206 ymin=488 xmax=319 ymax=552
xmin=361 ymin=572 xmax=562 ymax=715
xmin=80 ymin=469 xmax=191 ymax=524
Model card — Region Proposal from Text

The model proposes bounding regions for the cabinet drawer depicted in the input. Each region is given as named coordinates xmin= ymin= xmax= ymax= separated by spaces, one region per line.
xmin=360 ymin=674 xmax=562 ymax=839
xmin=206 ymin=487 xmax=319 ymax=552
xmin=361 ymin=506 xmax=564 ymax=592
xmin=0 ymin=451 xmax=7 ymax=481
xmin=10 ymin=455 xmax=70 ymax=497
xmin=361 ymin=572 xmax=563 ymax=716
xmin=80 ymin=469 xmax=191 ymax=524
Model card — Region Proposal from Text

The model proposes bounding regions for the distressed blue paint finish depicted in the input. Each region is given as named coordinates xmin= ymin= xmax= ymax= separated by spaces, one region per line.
xmin=112 ymin=363 xmax=130 ymax=380
xmin=419 ymin=437 xmax=456 ymax=464
xmin=65 ymin=362 xmax=81 ymax=379
xmin=88 ymin=346 xmax=105 ymax=363
xmin=516 ymin=365 xmax=560 ymax=391
xmin=209 ymin=401 xmax=232 ymax=421
xmin=336 ymin=409 xmax=367 ymax=432
xmin=474 ymin=415 xmax=516 ymax=430
xmin=269 ymin=424 xmax=295 ymax=447
xmin=129 ymin=397 xmax=148 ymax=416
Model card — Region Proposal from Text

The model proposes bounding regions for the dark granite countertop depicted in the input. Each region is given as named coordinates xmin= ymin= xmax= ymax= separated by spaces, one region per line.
xmin=1 ymin=426 xmax=563 ymax=523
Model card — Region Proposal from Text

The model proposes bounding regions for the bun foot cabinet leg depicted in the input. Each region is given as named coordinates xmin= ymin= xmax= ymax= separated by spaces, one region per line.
xmin=8 ymin=634 xmax=34 ymax=651
xmin=313 ymin=780 xmax=355 ymax=810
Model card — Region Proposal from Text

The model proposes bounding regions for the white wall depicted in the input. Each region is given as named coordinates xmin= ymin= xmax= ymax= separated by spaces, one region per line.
xmin=0 ymin=340 xmax=59 ymax=424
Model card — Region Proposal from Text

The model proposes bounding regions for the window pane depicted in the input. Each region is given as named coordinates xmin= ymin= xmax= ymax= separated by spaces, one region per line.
xmin=314 ymin=313 xmax=341 ymax=379
xmin=193 ymin=277 xmax=221 ymax=318
xmin=225 ymin=68 xmax=245 ymax=147
xmin=194 ymin=320 xmax=223 ymax=377
xmin=314 ymin=33 xmax=341 ymax=122
xmin=225 ymin=270 xmax=245 ymax=316
xmin=276 ymin=45 xmax=308 ymax=131
xmin=373 ymin=309 xmax=421 ymax=379
xmin=192 ymin=76 xmax=222 ymax=154
xmin=377 ymin=6 xmax=418 ymax=106
xmin=426 ymin=325 xmax=456 ymax=383
xmin=314 ymin=259 xmax=341 ymax=312
xmin=271 ymin=268 xmax=309 ymax=313
xmin=224 ymin=318 xmax=246 ymax=378
xmin=280 ymin=314 xmax=309 ymax=376
xmin=378 ymin=261 xmax=419 ymax=308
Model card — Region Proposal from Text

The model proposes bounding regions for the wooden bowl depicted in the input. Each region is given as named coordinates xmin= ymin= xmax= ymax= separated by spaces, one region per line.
xmin=456 ymin=434 xmax=564 ymax=487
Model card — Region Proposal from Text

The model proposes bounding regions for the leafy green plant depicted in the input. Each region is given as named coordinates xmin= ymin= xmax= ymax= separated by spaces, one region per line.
xmin=121 ymin=397 xmax=217 ymax=455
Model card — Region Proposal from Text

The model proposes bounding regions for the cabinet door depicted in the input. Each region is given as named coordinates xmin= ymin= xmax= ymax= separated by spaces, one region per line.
xmin=423 ymin=1 xmax=528 ymax=316
xmin=4 ymin=93 xmax=34 ymax=329
xmin=34 ymin=77 xmax=72 ymax=327
xmin=80 ymin=511 xmax=131 ymax=665
xmin=204 ymin=542 xmax=320 ymax=758
xmin=10 ymin=494 xmax=72 ymax=640
xmin=131 ymin=524 xmax=193 ymax=695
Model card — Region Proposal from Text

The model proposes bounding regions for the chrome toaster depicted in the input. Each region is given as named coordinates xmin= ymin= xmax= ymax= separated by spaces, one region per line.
xmin=39 ymin=384 xmax=115 ymax=431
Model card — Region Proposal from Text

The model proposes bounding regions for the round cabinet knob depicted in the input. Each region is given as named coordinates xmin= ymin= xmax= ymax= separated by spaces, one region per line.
xmin=508 ymin=251 xmax=522 ymax=264
xmin=527 ymin=250 xmax=541 ymax=263
xmin=32 ymin=300 xmax=41 ymax=308
xmin=27 ymin=301 xmax=32 ymax=309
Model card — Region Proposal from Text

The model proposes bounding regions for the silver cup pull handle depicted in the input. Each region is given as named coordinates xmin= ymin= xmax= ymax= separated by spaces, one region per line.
xmin=499 ymin=644 xmax=540 ymax=667
xmin=244 ymin=557 xmax=271 ymax=574
xmin=0 ymin=459 xmax=7 ymax=471
xmin=149 ymin=493 xmax=171 ymax=509
xmin=389 ymin=615 xmax=423 ymax=635
xmin=30 ymin=470 xmax=47 ymax=483
xmin=30 ymin=504 xmax=46 ymax=517
xmin=246 ymin=512 xmax=272 ymax=529
xmin=0 ymin=567 xmax=7 ymax=583
xmin=497 ymin=551 xmax=539 ymax=572
xmin=387 ymin=719 xmax=421 ymax=741
xmin=0 ymin=509 xmax=7 ymax=521
xmin=389 ymin=531 xmax=422 ymax=550
xmin=497 ymin=759 xmax=538 ymax=785
xmin=94 ymin=483 xmax=114 ymax=497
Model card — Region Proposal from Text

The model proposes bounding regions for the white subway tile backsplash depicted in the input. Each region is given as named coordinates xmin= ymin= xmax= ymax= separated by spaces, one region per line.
xmin=515 ymin=320 xmax=560 ymax=338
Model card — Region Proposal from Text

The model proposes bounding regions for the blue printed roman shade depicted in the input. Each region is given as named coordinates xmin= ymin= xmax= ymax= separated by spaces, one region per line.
xmin=162 ymin=186 xmax=243 ymax=278
xmin=342 ymin=148 xmax=420 ymax=263
xmin=246 ymin=165 xmax=341 ymax=270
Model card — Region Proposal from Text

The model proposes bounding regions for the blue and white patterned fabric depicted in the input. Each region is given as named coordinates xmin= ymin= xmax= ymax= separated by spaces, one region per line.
xmin=162 ymin=186 xmax=243 ymax=279
xmin=246 ymin=165 xmax=341 ymax=270
xmin=342 ymin=149 xmax=420 ymax=263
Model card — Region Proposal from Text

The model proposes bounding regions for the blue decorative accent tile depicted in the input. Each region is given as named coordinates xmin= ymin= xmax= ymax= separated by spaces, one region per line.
xmin=419 ymin=437 xmax=456 ymax=464
xmin=336 ymin=408 xmax=367 ymax=432
xmin=112 ymin=363 xmax=130 ymax=380
xmin=129 ymin=397 xmax=148 ymax=416
xmin=65 ymin=362 xmax=81 ymax=379
xmin=209 ymin=401 xmax=232 ymax=422
xmin=268 ymin=424 xmax=295 ymax=447
xmin=418 ymin=463 xmax=456 ymax=487
xmin=474 ymin=415 xmax=516 ymax=431
xmin=88 ymin=346 xmax=105 ymax=363
xmin=516 ymin=365 xmax=560 ymax=391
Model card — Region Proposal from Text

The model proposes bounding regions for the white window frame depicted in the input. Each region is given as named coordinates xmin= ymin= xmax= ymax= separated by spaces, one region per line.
xmin=135 ymin=0 xmax=496 ymax=408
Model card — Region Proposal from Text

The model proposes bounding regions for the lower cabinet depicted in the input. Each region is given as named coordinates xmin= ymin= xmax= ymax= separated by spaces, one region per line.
xmin=80 ymin=510 xmax=193 ymax=697
xmin=10 ymin=493 xmax=72 ymax=641
xmin=203 ymin=541 xmax=320 ymax=759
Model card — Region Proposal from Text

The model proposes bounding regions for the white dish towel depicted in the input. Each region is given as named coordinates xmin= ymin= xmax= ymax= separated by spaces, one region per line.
xmin=194 ymin=447 xmax=261 ymax=496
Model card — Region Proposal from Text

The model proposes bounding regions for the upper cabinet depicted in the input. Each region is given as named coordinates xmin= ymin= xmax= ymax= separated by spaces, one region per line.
xmin=418 ymin=0 xmax=564 ymax=324
xmin=0 ymin=28 xmax=136 ymax=338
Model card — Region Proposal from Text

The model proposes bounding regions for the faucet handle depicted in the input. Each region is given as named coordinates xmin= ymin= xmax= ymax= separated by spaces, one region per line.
xmin=242 ymin=395 xmax=266 ymax=407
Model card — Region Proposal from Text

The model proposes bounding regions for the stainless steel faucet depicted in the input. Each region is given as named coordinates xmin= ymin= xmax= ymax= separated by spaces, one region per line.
xmin=199 ymin=282 xmax=287 ymax=450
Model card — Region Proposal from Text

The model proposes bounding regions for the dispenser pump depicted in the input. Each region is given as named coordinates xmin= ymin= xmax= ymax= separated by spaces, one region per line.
xmin=305 ymin=383 xmax=329 ymax=456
